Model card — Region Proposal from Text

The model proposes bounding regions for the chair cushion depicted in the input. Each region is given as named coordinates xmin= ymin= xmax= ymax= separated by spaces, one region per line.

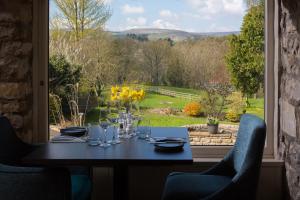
xmin=71 ymin=175 xmax=92 ymax=200
xmin=162 ymin=172 xmax=232 ymax=200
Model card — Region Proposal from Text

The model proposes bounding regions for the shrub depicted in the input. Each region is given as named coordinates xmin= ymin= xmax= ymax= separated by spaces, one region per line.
xmin=226 ymin=110 xmax=242 ymax=122
xmin=183 ymin=102 xmax=202 ymax=117
xmin=226 ymin=92 xmax=246 ymax=122
xmin=207 ymin=117 xmax=219 ymax=125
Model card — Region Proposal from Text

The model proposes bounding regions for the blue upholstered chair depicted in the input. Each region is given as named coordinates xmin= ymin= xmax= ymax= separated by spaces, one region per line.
xmin=0 ymin=116 xmax=92 ymax=200
xmin=162 ymin=114 xmax=266 ymax=200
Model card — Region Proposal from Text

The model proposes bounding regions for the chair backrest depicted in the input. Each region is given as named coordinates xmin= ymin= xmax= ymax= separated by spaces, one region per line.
xmin=229 ymin=114 xmax=266 ymax=177
xmin=0 ymin=116 xmax=33 ymax=164
xmin=224 ymin=114 xmax=266 ymax=200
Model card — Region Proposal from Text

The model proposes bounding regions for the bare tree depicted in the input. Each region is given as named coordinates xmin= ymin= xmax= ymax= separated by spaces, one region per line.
xmin=142 ymin=40 xmax=171 ymax=85
xmin=53 ymin=0 xmax=111 ymax=40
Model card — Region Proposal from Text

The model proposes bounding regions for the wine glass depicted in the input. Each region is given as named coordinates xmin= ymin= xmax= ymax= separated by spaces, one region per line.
xmin=99 ymin=118 xmax=111 ymax=148
xmin=132 ymin=116 xmax=142 ymax=137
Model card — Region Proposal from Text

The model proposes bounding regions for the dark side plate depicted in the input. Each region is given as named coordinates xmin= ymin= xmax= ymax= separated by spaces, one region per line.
xmin=154 ymin=140 xmax=184 ymax=152
xmin=60 ymin=127 xmax=87 ymax=137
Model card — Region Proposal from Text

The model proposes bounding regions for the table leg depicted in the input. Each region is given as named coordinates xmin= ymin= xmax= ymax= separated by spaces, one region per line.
xmin=113 ymin=164 xmax=129 ymax=200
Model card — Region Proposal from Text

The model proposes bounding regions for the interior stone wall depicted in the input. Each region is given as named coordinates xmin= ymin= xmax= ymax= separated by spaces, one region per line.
xmin=0 ymin=0 xmax=33 ymax=143
xmin=279 ymin=0 xmax=300 ymax=199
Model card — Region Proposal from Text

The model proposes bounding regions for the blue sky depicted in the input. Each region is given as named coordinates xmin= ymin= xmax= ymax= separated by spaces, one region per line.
xmin=50 ymin=0 xmax=247 ymax=33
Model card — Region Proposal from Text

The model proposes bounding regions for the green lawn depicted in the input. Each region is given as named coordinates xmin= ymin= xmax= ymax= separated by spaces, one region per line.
xmin=246 ymin=98 xmax=264 ymax=119
xmin=85 ymin=86 xmax=264 ymax=126
xmin=139 ymin=93 xmax=191 ymax=109
xmin=157 ymin=86 xmax=206 ymax=95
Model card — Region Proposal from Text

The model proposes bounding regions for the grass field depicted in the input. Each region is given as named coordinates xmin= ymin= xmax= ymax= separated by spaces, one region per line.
xmin=86 ymin=86 xmax=264 ymax=127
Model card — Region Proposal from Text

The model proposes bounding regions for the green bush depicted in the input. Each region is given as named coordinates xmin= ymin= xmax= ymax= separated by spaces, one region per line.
xmin=226 ymin=110 xmax=242 ymax=122
xmin=226 ymin=92 xmax=246 ymax=122
xmin=49 ymin=54 xmax=82 ymax=97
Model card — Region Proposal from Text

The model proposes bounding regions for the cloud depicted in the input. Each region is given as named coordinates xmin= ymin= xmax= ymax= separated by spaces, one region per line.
xmin=186 ymin=0 xmax=245 ymax=18
xmin=159 ymin=10 xmax=178 ymax=19
xmin=126 ymin=17 xmax=147 ymax=29
xmin=122 ymin=4 xmax=144 ymax=14
xmin=96 ymin=0 xmax=113 ymax=5
xmin=223 ymin=0 xmax=245 ymax=15
xmin=152 ymin=19 xmax=179 ymax=30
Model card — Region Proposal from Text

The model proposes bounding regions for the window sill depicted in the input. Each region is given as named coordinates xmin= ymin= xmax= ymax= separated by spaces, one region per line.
xmin=193 ymin=157 xmax=284 ymax=167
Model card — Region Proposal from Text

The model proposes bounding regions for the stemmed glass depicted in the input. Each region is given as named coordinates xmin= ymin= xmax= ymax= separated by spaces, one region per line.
xmin=99 ymin=118 xmax=111 ymax=148
xmin=132 ymin=115 xmax=142 ymax=137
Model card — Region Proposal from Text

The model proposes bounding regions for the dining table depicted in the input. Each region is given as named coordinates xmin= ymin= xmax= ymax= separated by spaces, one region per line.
xmin=22 ymin=127 xmax=193 ymax=200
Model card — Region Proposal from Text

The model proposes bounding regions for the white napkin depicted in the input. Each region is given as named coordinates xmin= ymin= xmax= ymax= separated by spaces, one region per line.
xmin=50 ymin=135 xmax=86 ymax=143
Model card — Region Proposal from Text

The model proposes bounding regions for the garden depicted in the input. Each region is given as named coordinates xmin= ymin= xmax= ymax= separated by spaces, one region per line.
xmin=49 ymin=0 xmax=265 ymax=145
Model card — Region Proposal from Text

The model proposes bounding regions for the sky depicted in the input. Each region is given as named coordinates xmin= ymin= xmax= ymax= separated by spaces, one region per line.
xmin=50 ymin=0 xmax=247 ymax=33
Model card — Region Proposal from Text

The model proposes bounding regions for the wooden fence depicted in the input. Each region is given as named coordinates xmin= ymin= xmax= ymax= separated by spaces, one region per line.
xmin=139 ymin=86 xmax=202 ymax=101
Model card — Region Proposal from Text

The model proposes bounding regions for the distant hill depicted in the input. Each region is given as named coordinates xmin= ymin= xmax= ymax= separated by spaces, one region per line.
xmin=109 ymin=28 xmax=239 ymax=41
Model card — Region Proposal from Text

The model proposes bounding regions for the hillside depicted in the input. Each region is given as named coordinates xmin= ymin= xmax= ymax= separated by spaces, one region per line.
xmin=109 ymin=28 xmax=239 ymax=41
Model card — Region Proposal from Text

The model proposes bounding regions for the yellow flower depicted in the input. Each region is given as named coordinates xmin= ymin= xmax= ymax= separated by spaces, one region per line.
xmin=111 ymin=86 xmax=119 ymax=96
xmin=110 ymin=94 xmax=118 ymax=101
xmin=136 ymin=89 xmax=145 ymax=101
xmin=120 ymin=88 xmax=130 ymax=101
xmin=130 ymin=90 xmax=138 ymax=101
xmin=110 ymin=85 xmax=146 ymax=103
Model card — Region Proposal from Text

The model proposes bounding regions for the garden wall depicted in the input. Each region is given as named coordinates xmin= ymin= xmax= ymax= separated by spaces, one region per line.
xmin=279 ymin=0 xmax=300 ymax=199
xmin=0 ymin=0 xmax=33 ymax=143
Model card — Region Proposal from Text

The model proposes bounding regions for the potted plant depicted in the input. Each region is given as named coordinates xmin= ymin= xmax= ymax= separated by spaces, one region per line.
xmin=207 ymin=117 xmax=219 ymax=134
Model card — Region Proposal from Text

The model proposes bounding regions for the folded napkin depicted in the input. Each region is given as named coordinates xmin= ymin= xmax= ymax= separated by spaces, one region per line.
xmin=50 ymin=135 xmax=86 ymax=143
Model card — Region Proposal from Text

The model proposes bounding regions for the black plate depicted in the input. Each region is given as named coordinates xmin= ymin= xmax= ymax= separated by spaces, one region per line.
xmin=154 ymin=139 xmax=184 ymax=152
xmin=60 ymin=127 xmax=87 ymax=137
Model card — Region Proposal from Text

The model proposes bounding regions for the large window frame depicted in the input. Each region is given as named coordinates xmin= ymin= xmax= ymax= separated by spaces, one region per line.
xmin=33 ymin=0 xmax=279 ymax=159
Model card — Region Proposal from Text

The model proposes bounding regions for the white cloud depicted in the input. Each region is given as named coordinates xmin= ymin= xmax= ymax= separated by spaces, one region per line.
xmin=159 ymin=10 xmax=178 ymax=19
xmin=152 ymin=19 xmax=179 ymax=30
xmin=186 ymin=0 xmax=245 ymax=18
xmin=122 ymin=4 xmax=144 ymax=14
xmin=223 ymin=0 xmax=244 ymax=15
xmin=96 ymin=0 xmax=113 ymax=5
xmin=125 ymin=17 xmax=147 ymax=29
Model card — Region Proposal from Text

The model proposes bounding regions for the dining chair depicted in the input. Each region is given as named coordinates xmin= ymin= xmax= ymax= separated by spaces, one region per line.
xmin=0 ymin=116 xmax=92 ymax=200
xmin=162 ymin=114 xmax=266 ymax=200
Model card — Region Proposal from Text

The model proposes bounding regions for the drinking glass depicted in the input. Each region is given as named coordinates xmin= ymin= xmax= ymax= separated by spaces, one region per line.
xmin=108 ymin=117 xmax=121 ymax=144
xmin=144 ymin=120 xmax=152 ymax=141
xmin=87 ymin=124 xmax=101 ymax=146
xmin=99 ymin=118 xmax=111 ymax=148
xmin=132 ymin=116 xmax=142 ymax=137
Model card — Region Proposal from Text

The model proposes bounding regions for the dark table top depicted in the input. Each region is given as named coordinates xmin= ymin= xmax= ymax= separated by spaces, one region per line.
xmin=23 ymin=127 xmax=193 ymax=166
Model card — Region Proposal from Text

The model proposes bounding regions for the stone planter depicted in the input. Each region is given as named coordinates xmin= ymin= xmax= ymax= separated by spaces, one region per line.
xmin=207 ymin=124 xmax=219 ymax=134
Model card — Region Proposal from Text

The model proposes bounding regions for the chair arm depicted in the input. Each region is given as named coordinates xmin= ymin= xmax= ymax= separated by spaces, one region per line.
xmin=200 ymin=159 xmax=235 ymax=177
xmin=0 ymin=164 xmax=71 ymax=200
xmin=201 ymin=181 xmax=236 ymax=200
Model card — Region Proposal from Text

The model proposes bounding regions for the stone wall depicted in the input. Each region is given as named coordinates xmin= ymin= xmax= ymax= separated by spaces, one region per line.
xmin=279 ymin=0 xmax=300 ymax=199
xmin=0 ymin=0 xmax=33 ymax=143
xmin=187 ymin=124 xmax=238 ymax=145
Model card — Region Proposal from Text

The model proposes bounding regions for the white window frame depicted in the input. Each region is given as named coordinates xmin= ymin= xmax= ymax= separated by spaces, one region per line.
xmin=33 ymin=0 xmax=278 ymax=158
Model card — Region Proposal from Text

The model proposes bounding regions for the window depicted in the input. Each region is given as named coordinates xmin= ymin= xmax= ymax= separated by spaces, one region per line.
xmin=33 ymin=0 xmax=277 ymax=158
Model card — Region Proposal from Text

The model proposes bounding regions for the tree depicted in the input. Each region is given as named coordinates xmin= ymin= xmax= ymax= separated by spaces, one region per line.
xmin=165 ymin=50 xmax=184 ymax=87
xmin=244 ymin=0 xmax=263 ymax=8
xmin=49 ymin=54 xmax=82 ymax=96
xmin=142 ymin=41 xmax=171 ymax=85
xmin=226 ymin=3 xmax=264 ymax=106
xmin=79 ymin=31 xmax=118 ymax=96
xmin=53 ymin=0 xmax=111 ymax=40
